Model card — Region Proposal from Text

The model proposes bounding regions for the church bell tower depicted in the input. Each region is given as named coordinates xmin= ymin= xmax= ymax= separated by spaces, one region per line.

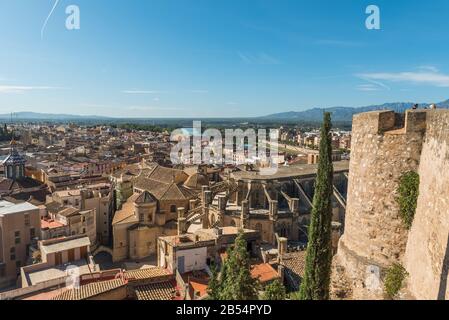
xmin=2 ymin=139 xmax=26 ymax=180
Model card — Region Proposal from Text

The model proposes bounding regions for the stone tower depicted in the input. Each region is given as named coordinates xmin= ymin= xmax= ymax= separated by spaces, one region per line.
xmin=331 ymin=109 xmax=427 ymax=299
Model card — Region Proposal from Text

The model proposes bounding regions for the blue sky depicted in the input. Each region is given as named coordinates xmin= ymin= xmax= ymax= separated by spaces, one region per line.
xmin=1 ymin=0 xmax=449 ymax=118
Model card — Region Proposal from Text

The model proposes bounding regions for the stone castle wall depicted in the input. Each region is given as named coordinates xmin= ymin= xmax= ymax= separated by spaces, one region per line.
xmin=332 ymin=110 xmax=428 ymax=299
xmin=404 ymin=110 xmax=449 ymax=300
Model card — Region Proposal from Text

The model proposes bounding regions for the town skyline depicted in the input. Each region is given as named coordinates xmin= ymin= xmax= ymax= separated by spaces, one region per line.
xmin=2 ymin=0 xmax=449 ymax=118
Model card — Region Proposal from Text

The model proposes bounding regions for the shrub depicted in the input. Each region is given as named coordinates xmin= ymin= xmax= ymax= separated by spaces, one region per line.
xmin=384 ymin=263 xmax=408 ymax=299
xmin=397 ymin=171 xmax=419 ymax=229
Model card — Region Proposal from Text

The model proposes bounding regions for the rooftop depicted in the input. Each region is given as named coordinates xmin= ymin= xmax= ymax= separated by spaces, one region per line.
xmin=25 ymin=259 xmax=96 ymax=287
xmin=250 ymin=263 xmax=280 ymax=283
xmin=41 ymin=236 xmax=91 ymax=255
xmin=0 ymin=201 xmax=38 ymax=216
xmin=134 ymin=280 xmax=177 ymax=300
xmin=232 ymin=160 xmax=349 ymax=181
xmin=52 ymin=278 xmax=126 ymax=300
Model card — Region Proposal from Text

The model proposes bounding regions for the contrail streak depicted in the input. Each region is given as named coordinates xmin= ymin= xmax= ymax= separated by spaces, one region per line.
xmin=41 ymin=0 xmax=60 ymax=39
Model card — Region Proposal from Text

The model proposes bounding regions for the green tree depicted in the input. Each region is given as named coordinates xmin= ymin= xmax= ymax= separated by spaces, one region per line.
xmin=215 ymin=230 xmax=259 ymax=300
xmin=207 ymin=262 xmax=221 ymax=300
xmin=262 ymin=279 xmax=287 ymax=300
xmin=299 ymin=112 xmax=334 ymax=300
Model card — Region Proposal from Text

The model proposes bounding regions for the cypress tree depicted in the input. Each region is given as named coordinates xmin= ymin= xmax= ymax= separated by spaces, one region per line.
xmin=218 ymin=230 xmax=259 ymax=300
xmin=263 ymin=279 xmax=287 ymax=300
xmin=299 ymin=112 xmax=334 ymax=300
xmin=207 ymin=262 xmax=221 ymax=300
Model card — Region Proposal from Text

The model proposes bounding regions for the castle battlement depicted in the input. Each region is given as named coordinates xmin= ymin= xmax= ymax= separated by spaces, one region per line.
xmin=332 ymin=108 xmax=449 ymax=300
xmin=352 ymin=109 xmax=427 ymax=135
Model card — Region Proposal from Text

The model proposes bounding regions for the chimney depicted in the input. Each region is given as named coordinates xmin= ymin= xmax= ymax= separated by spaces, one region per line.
xmin=278 ymin=237 xmax=287 ymax=262
xmin=178 ymin=217 xmax=186 ymax=235
xmin=277 ymin=264 xmax=285 ymax=282
xmin=177 ymin=207 xmax=185 ymax=219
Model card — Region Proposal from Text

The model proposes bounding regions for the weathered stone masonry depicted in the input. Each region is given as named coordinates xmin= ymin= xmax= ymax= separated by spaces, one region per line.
xmin=331 ymin=109 xmax=437 ymax=299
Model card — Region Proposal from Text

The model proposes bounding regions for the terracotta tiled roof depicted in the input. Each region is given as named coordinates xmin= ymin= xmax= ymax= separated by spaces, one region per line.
xmin=184 ymin=173 xmax=209 ymax=189
xmin=52 ymin=278 xmax=126 ymax=300
xmin=133 ymin=165 xmax=197 ymax=201
xmin=58 ymin=206 xmax=79 ymax=217
xmin=281 ymin=250 xmax=306 ymax=291
xmin=112 ymin=201 xmax=137 ymax=225
xmin=250 ymin=263 xmax=280 ymax=283
xmin=134 ymin=280 xmax=177 ymax=300
xmin=135 ymin=190 xmax=156 ymax=204
xmin=146 ymin=165 xmax=187 ymax=184
xmin=45 ymin=201 xmax=64 ymax=214
xmin=125 ymin=267 xmax=171 ymax=281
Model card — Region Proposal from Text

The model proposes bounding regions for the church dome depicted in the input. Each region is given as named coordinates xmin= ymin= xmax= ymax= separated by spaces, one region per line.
xmin=2 ymin=140 xmax=26 ymax=166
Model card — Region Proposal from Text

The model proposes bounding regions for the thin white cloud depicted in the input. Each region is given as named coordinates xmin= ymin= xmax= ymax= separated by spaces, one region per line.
xmin=41 ymin=0 xmax=60 ymax=40
xmin=238 ymin=52 xmax=280 ymax=65
xmin=418 ymin=65 xmax=439 ymax=73
xmin=0 ymin=85 xmax=59 ymax=94
xmin=356 ymin=84 xmax=380 ymax=92
xmin=358 ymin=69 xmax=449 ymax=88
xmin=357 ymin=77 xmax=391 ymax=91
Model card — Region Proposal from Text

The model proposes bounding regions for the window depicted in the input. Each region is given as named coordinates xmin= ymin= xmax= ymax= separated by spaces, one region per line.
xmin=82 ymin=228 xmax=86 ymax=234
xmin=16 ymin=261 xmax=21 ymax=269
xmin=14 ymin=231 xmax=21 ymax=244
xmin=0 ymin=264 xmax=5 ymax=277
xmin=10 ymin=247 xmax=16 ymax=261
xmin=30 ymin=228 xmax=36 ymax=239
xmin=24 ymin=214 xmax=30 ymax=226
xmin=170 ymin=205 xmax=177 ymax=213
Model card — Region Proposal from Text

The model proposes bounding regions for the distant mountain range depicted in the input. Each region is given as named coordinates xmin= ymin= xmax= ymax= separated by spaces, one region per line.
xmin=0 ymin=112 xmax=112 ymax=120
xmin=2 ymin=99 xmax=449 ymax=122
xmin=262 ymin=99 xmax=449 ymax=122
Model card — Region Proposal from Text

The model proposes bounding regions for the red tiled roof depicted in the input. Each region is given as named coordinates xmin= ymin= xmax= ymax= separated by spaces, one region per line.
xmin=250 ymin=263 xmax=280 ymax=283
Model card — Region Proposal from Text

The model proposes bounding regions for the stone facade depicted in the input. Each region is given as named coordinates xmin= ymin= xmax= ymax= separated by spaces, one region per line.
xmin=332 ymin=109 xmax=449 ymax=300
